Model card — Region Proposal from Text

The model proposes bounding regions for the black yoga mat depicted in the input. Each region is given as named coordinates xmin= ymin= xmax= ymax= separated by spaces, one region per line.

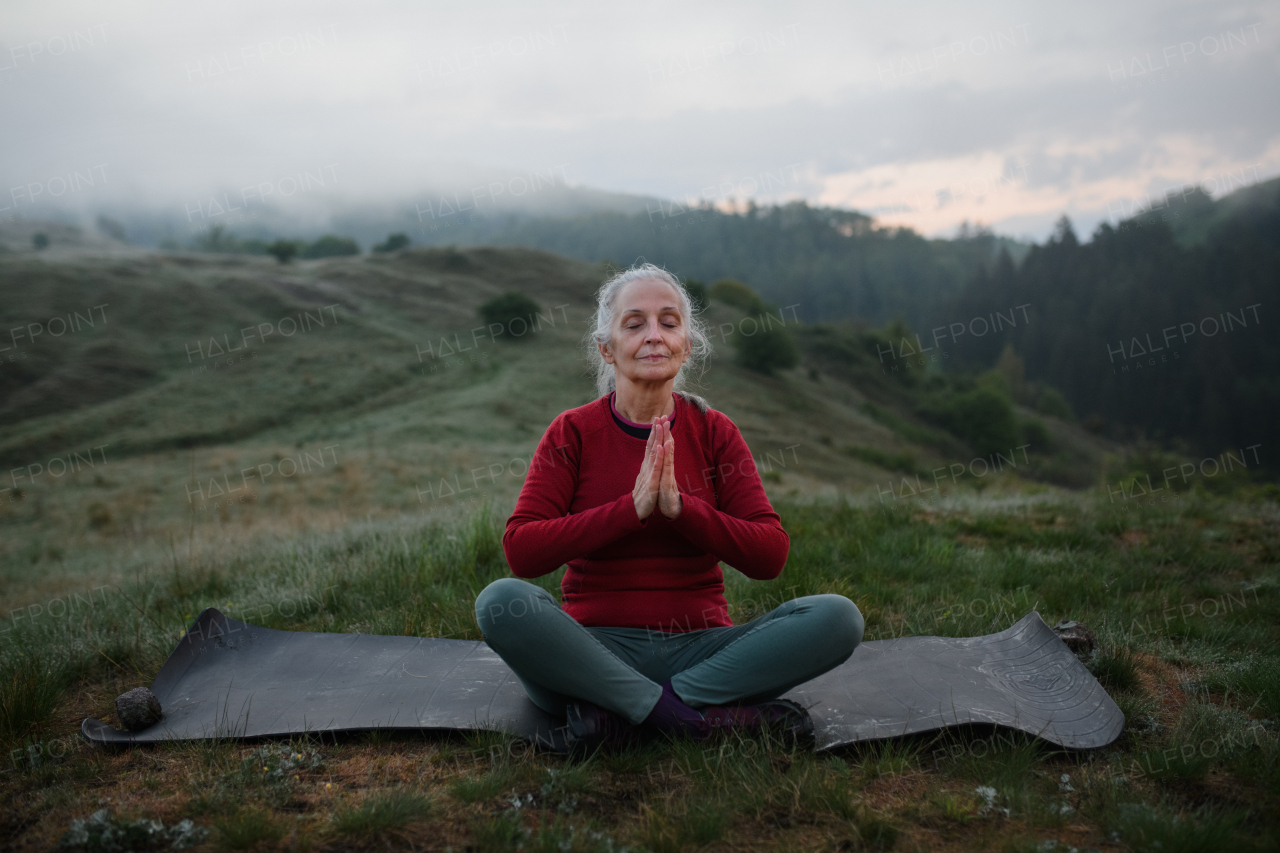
xmin=82 ymin=608 xmax=1124 ymax=752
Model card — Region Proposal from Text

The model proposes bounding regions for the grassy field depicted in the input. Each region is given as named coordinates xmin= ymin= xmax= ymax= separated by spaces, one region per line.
xmin=2 ymin=494 xmax=1278 ymax=851
xmin=1 ymin=237 xmax=1278 ymax=850
xmin=0 ymin=241 xmax=1123 ymax=609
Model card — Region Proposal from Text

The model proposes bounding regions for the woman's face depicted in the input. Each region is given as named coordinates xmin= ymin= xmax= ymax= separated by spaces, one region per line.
xmin=600 ymin=277 xmax=691 ymax=387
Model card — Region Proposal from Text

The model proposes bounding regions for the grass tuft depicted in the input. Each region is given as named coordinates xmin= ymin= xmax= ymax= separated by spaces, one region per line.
xmin=639 ymin=795 xmax=729 ymax=853
xmin=0 ymin=655 xmax=64 ymax=749
xmin=213 ymin=808 xmax=287 ymax=851
xmin=1087 ymin=643 xmax=1141 ymax=692
xmin=1110 ymin=800 xmax=1246 ymax=853
xmin=330 ymin=788 xmax=432 ymax=838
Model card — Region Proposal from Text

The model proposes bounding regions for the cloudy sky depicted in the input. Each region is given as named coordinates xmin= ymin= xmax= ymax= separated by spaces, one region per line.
xmin=2 ymin=0 xmax=1277 ymax=240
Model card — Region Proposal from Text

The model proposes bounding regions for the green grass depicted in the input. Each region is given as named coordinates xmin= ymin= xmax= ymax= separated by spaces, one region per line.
xmin=2 ymin=240 xmax=1277 ymax=852
xmin=330 ymin=789 xmax=432 ymax=837
xmin=1109 ymin=800 xmax=1246 ymax=853
xmin=0 ymin=441 xmax=1277 ymax=850
xmin=1 ymin=243 xmax=1145 ymax=622
xmin=843 ymin=444 xmax=923 ymax=475
xmin=1205 ymin=654 xmax=1280 ymax=718
xmin=859 ymin=400 xmax=966 ymax=455
xmin=1087 ymin=643 xmax=1142 ymax=692
xmin=450 ymin=763 xmax=524 ymax=804
xmin=213 ymin=808 xmax=287 ymax=850
xmin=0 ymin=654 xmax=65 ymax=745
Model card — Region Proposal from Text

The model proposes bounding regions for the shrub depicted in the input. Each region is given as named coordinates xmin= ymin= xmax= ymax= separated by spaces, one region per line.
xmin=373 ymin=233 xmax=410 ymax=253
xmin=1021 ymin=418 xmax=1051 ymax=450
xmin=440 ymin=246 xmax=470 ymax=269
xmin=975 ymin=369 xmax=1013 ymax=399
xmin=1036 ymin=386 xmax=1075 ymax=421
xmin=709 ymin=278 xmax=765 ymax=312
xmin=860 ymin=319 xmax=923 ymax=387
xmin=923 ymin=386 xmax=1020 ymax=457
xmin=266 ymin=240 xmax=299 ymax=264
xmin=478 ymin=291 xmax=542 ymax=340
xmin=734 ymin=313 xmax=800 ymax=374
xmin=300 ymin=235 xmax=360 ymax=259
xmin=1106 ymin=441 xmax=1189 ymax=492
xmin=32 ymin=233 xmax=49 ymax=250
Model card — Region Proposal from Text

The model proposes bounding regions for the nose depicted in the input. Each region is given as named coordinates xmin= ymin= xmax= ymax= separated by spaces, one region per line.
xmin=644 ymin=318 xmax=663 ymax=342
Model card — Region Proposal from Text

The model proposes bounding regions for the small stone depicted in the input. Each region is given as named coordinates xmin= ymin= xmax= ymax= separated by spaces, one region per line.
xmin=115 ymin=687 xmax=162 ymax=732
xmin=1052 ymin=620 xmax=1098 ymax=657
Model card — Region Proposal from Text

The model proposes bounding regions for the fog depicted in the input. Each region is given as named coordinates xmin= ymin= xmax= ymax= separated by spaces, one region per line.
xmin=2 ymin=0 xmax=1276 ymax=241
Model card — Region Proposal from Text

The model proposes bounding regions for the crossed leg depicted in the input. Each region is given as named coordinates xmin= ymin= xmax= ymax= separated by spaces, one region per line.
xmin=474 ymin=578 xmax=864 ymax=725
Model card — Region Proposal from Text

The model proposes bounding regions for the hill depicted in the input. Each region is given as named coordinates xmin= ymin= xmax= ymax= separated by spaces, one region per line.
xmin=2 ymin=239 xmax=1277 ymax=853
xmin=931 ymin=177 xmax=1280 ymax=464
xmin=399 ymin=202 xmax=1031 ymax=333
xmin=0 ymin=240 xmax=1122 ymax=603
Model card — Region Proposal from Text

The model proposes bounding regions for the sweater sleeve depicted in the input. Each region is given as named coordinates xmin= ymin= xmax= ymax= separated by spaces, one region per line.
xmin=668 ymin=418 xmax=789 ymax=580
xmin=502 ymin=417 xmax=647 ymax=578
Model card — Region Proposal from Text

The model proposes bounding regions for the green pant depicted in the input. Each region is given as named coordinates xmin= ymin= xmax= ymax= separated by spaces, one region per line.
xmin=475 ymin=577 xmax=864 ymax=725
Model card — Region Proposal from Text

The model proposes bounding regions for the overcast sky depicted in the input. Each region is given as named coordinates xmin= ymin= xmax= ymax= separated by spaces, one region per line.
xmin=2 ymin=0 xmax=1277 ymax=240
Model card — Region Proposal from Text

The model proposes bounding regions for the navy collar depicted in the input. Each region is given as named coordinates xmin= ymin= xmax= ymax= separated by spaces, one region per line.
xmin=609 ymin=392 xmax=676 ymax=439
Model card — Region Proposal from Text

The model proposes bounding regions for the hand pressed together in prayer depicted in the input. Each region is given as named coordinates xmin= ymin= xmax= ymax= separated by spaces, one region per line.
xmin=631 ymin=414 xmax=682 ymax=521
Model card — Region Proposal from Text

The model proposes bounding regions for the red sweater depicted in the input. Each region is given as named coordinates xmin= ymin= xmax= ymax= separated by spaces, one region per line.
xmin=502 ymin=393 xmax=789 ymax=631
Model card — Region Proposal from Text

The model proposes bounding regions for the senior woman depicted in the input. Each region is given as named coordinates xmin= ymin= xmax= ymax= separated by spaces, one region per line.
xmin=474 ymin=263 xmax=864 ymax=750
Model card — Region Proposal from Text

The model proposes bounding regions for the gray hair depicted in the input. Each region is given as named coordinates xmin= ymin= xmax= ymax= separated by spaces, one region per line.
xmin=586 ymin=262 xmax=712 ymax=399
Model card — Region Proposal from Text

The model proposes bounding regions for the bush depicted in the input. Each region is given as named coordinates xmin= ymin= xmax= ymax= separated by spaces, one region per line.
xmin=1106 ymin=441 xmax=1188 ymax=492
xmin=734 ymin=313 xmax=800 ymax=374
xmin=478 ymin=291 xmax=542 ymax=340
xmin=373 ymin=233 xmax=410 ymax=253
xmin=300 ymin=235 xmax=360 ymax=259
xmin=858 ymin=319 xmax=923 ymax=387
xmin=1020 ymin=418 xmax=1051 ymax=450
xmin=975 ymin=369 xmax=1013 ymax=399
xmin=923 ymin=386 xmax=1021 ymax=457
xmin=32 ymin=233 xmax=49 ymax=250
xmin=1036 ymin=386 xmax=1075 ymax=421
xmin=266 ymin=240 xmax=299 ymax=264
xmin=709 ymin=278 xmax=765 ymax=312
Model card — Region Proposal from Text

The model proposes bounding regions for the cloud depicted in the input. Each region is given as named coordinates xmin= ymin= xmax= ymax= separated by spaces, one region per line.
xmin=1 ymin=0 xmax=1277 ymax=240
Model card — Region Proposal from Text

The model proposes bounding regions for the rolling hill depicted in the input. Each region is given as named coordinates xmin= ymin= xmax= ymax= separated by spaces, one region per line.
xmin=0 ymin=237 xmax=1122 ymax=604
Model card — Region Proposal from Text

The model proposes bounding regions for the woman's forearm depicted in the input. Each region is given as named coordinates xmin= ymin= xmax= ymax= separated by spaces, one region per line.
xmin=669 ymin=493 xmax=789 ymax=579
xmin=502 ymin=492 xmax=645 ymax=577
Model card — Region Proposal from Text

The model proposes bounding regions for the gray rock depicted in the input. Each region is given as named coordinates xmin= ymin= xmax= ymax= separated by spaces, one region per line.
xmin=115 ymin=687 xmax=162 ymax=732
xmin=1052 ymin=620 xmax=1098 ymax=657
